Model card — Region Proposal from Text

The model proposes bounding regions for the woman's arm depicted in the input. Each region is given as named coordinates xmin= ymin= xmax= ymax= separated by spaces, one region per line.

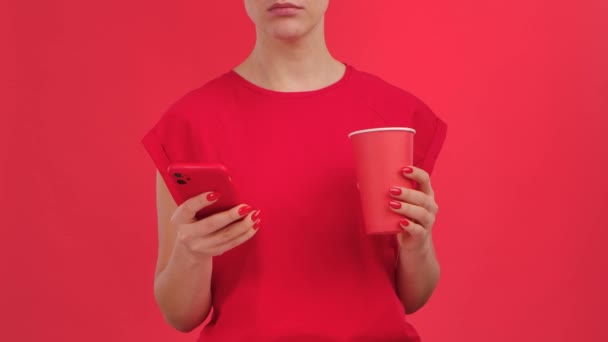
xmin=153 ymin=171 xmax=213 ymax=332
xmin=152 ymin=171 xmax=260 ymax=332
xmin=389 ymin=166 xmax=442 ymax=314
xmin=395 ymin=239 xmax=440 ymax=313
xmin=154 ymin=247 xmax=213 ymax=332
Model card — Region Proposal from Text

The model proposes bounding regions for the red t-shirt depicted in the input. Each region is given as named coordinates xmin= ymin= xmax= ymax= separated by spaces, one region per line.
xmin=141 ymin=62 xmax=447 ymax=341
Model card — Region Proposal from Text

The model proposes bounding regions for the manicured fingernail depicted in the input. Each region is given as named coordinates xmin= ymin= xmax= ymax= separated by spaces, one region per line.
xmin=400 ymin=218 xmax=410 ymax=226
xmin=252 ymin=210 xmax=261 ymax=221
xmin=238 ymin=205 xmax=253 ymax=216
xmin=389 ymin=187 xmax=402 ymax=196
xmin=253 ymin=218 xmax=262 ymax=230
xmin=402 ymin=167 xmax=413 ymax=174
xmin=389 ymin=201 xmax=402 ymax=209
xmin=207 ymin=192 xmax=220 ymax=201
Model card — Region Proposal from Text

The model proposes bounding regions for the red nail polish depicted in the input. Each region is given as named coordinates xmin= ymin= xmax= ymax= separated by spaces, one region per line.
xmin=252 ymin=210 xmax=261 ymax=221
xmin=238 ymin=205 xmax=253 ymax=216
xmin=400 ymin=218 xmax=410 ymax=226
xmin=253 ymin=218 xmax=262 ymax=230
xmin=389 ymin=187 xmax=402 ymax=196
xmin=402 ymin=167 xmax=413 ymax=174
xmin=207 ymin=192 xmax=220 ymax=201
xmin=389 ymin=201 xmax=402 ymax=209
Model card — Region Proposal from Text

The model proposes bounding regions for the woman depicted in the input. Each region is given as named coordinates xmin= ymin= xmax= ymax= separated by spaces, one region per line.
xmin=141 ymin=0 xmax=448 ymax=341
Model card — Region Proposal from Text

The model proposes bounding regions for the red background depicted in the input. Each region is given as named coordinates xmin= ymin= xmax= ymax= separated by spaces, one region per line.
xmin=4 ymin=0 xmax=608 ymax=341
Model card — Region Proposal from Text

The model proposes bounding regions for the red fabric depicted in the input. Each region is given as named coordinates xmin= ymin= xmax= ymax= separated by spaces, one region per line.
xmin=141 ymin=63 xmax=447 ymax=341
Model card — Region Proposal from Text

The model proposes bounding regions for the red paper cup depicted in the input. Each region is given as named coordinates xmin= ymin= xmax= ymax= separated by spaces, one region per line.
xmin=348 ymin=127 xmax=416 ymax=234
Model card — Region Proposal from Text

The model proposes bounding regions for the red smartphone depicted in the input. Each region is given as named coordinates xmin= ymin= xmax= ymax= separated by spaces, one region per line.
xmin=165 ymin=162 xmax=241 ymax=221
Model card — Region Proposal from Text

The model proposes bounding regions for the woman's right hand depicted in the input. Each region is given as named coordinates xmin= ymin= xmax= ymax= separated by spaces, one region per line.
xmin=170 ymin=191 xmax=261 ymax=258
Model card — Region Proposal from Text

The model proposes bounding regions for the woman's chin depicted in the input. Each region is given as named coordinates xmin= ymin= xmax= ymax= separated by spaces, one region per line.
xmin=268 ymin=26 xmax=309 ymax=41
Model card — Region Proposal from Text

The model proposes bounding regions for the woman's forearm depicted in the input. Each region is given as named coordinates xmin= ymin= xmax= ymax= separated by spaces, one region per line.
xmin=154 ymin=242 xmax=213 ymax=332
xmin=395 ymin=239 xmax=440 ymax=314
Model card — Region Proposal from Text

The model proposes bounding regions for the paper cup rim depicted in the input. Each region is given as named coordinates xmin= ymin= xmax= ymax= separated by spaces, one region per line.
xmin=348 ymin=127 xmax=416 ymax=138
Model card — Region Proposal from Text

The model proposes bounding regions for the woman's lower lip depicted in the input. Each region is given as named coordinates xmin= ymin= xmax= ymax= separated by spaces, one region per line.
xmin=269 ymin=7 xmax=302 ymax=16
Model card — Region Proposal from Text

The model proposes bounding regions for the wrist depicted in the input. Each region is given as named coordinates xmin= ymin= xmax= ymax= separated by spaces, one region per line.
xmin=400 ymin=238 xmax=433 ymax=259
xmin=397 ymin=237 xmax=440 ymax=279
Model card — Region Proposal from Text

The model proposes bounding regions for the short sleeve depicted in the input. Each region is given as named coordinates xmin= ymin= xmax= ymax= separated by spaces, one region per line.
xmin=140 ymin=106 xmax=189 ymax=177
xmin=412 ymin=99 xmax=448 ymax=176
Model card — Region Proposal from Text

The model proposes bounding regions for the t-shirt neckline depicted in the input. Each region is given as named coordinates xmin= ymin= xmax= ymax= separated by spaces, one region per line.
xmin=227 ymin=61 xmax=353 ymax=98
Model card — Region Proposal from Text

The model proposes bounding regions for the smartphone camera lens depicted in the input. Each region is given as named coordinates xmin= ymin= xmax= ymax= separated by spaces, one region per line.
xmin=177 ymin=179 xmax=187 ymax=185
xmin=174 ymin=173 xmax=182 ymax=178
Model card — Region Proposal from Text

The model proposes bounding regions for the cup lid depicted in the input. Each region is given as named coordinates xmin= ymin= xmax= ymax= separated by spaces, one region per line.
xmin=348 ymin=127 xmax=416 ymax=138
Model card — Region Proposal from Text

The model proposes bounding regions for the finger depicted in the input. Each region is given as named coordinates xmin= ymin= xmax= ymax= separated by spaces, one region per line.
xmin=389 ymin=200 xmax=434 ymax=228
xmin=389 ymin=186 xmax=437 ymax=213
xmin=205 ymin=210 xmax=261 ymax=247
xmin=212 ymin=221 xmax=260 ymax=255
xmin=401 ymin=166 xmax=434 ymax=197
xmin=399 ymin=217 xmax=427 ymax=239
xmin=195 ymin=204 xmax=256 ymax=236
xmin=171 ymin=191 xmax=221 ymax=224
xmin=179 ymin=210 xmax=260 ymax=255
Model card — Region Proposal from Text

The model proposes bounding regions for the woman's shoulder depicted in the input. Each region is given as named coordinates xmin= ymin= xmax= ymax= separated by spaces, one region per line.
xmin=348 ymin=64 xmax=429 ymax=111
xmin=172 ymin=72 xmax=234 ymax=107
xmin=157 ymin=71 xmax=237 ymax=123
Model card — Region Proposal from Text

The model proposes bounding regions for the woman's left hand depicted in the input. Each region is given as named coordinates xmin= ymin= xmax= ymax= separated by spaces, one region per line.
xmin=388 ymin=166 xmax=439 ymax=253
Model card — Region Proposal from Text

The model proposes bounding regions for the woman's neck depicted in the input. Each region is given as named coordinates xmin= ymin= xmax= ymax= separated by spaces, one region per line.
xmin=234 ymin=20 xmax=345 ymax=92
